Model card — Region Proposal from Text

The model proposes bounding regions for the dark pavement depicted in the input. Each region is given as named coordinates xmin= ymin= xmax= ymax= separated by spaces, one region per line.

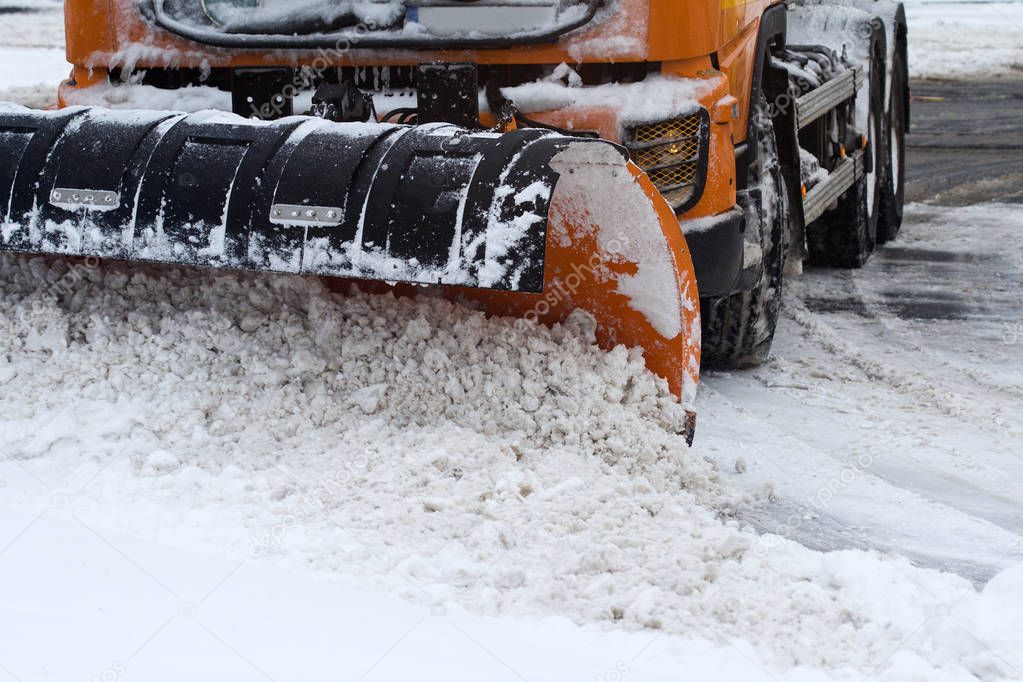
xmin=906 ymin=78 xmax=1023 ymax=204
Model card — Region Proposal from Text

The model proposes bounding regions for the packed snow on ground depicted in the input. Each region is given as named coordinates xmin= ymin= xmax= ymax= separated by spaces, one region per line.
xmin=699 ymin=202 xmax=1023 ymax=582
xmin=2 ymin=203 xmax=1023 ymax=681
xmin=0 ymin=0 xmax=63 ymax=46
xmin=903 ymin=0 xmax=1023 ymax=78
xmin=0 ymin=47 xmax=67 ymax=98
xmin=0 ymin=0 xmax=67 ymax=107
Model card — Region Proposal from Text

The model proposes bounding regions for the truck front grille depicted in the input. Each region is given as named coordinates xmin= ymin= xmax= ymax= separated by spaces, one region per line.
xmin=624 ymin=111 xmax=709 ymax=214
xmin=630 ymin=138 xmax=701 ymax=169
xmin=646 ymin=164 xmax=699 ymax=188
xmin=631 ymin=115 xmax=703 ymax=146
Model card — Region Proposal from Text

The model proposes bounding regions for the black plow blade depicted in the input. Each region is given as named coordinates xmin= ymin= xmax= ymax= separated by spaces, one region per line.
xmin=0 ymin=104 xmax=602 ymax=293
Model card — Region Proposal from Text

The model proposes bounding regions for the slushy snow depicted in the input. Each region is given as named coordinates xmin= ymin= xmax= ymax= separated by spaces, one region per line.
xmin=2 ymin=225 xmax=1023 ymax=679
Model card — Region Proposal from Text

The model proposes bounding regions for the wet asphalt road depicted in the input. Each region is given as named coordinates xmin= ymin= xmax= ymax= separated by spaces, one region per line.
xmin=853 ymin=77 xmax=1023 ymax=325
xmin=805 ymin=78 xmax=1023 ymax=327
xmin=906 ymin=77 xmax=1023 ymax=204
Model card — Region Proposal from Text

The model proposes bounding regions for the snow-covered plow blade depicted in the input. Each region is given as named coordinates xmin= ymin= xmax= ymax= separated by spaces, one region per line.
xmin=0 ymin=104 xmax=700 ymax=411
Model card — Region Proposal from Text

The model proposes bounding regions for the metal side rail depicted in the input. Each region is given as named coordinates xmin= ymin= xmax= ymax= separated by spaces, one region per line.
xmin=802 ymin=149 xmax=863 ymax=225
xmin=796 ymin=67 xmax=863 ymax=130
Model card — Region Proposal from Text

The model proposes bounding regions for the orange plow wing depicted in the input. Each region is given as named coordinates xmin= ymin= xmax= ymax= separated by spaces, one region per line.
xmin=459 ymin=144 xmax=701 ymax=406
xmin=333 ymin=142 xmax=702 ymax=432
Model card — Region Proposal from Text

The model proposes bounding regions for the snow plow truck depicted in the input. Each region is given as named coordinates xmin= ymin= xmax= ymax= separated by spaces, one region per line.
xmin=0 ymin=0 xmax=908 ymax=441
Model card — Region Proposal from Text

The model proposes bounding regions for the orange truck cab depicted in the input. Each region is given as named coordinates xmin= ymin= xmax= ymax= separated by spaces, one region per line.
xmin=58 ymin=0 xmax=906 ymax=307
xmin=59 ymin=0 xmax=789 ymax=297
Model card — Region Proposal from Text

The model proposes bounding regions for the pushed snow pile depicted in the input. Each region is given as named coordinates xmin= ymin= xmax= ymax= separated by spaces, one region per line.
xmin=0 ymin=253 xmax=705 ymax=494
xmin=2 ymin=253 xmax=1023 ymax=679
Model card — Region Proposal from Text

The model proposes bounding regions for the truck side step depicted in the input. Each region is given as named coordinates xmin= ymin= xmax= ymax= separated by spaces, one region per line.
xmin=802 ymin=150 xmax=863 ymax=225
xmin=796 ymin=67 xmax=863 ymax=130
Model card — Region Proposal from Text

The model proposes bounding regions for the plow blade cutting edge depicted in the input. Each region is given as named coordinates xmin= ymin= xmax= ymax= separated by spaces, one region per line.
xmin=0 ymin=104 xmax=701 ymax=415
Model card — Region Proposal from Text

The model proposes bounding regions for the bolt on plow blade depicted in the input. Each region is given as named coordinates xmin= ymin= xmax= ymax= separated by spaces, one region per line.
xmin=0 ymin=103 xmax=700 ymax=411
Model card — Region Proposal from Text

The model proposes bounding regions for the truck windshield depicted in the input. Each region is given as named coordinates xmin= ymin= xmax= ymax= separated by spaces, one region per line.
xmin=198 ymin=0 xmax=589 ymax=38
xmin=149 ymin=0 xmax=602 ymax=49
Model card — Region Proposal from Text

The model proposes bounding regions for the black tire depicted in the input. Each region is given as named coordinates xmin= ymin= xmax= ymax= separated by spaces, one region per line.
xmin=701 ymin=96 xmax=789 ymax=369
xmin=877 ymin=47 xmax=907 ymax=243
xmin=806 ymin=34 xmax=885 ymax=269
xmin=806 ymin=172 xmax=872 ymax=268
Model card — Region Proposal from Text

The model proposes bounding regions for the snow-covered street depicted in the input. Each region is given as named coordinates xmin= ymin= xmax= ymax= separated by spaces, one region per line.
xmin=702 ymin=203 xmax=1023 ymax=583
xmin=2 ymin=1 xmax=1023 ymax=680
xmin=905 ymin=0 xmax=1023 ymax=79
xmin=2 ymin=202 xmax=1022 ymax=681
xmin=0 ymin=0 xmax=66 ymax=107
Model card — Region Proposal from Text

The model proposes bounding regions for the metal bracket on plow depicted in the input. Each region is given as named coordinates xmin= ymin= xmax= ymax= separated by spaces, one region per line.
xmin=270 ymin=204 xmax=344 ymax=227
xmin=49 ymin=188 xmax=120 ymax=212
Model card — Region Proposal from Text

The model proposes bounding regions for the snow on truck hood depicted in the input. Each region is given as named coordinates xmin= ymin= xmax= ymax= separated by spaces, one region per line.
xmin=501 ymin=72 xmax=721 ymax=123
xmin=202 ymin=0 xmax=591 ymax=37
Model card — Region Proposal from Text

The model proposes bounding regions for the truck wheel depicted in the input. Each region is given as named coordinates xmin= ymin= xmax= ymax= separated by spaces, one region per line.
xmin=806 ymin=43 xmax=885 ymax=268
xmin=877 ymin=47 xmax=907 ymax=243
xmin=701 ymin=96 xmax=789 ymax=369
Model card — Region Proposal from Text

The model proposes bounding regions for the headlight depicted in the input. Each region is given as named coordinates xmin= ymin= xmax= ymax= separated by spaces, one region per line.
xmin=624 ymin=111 xmax=709 ymax=213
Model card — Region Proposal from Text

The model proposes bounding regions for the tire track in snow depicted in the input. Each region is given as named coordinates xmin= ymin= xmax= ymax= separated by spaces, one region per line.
xmin=698 ymin=377 xmax=1023 ymax=583
xmin=696 ymin=203 xmax=1023 ymax=581
xmin=777 ymin=301 xmax=1023 ymax=532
